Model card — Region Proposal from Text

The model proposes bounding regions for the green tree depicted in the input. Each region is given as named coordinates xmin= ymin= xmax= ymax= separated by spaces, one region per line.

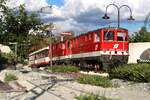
xmin=0 ymin=3 xmax=42 ymax=60
xmin=28 ymin=32 xmax=57 ymax=53
xmin=0 ymin=1 xmax=58 ymax=63
xmin=129 ymin=27 xmax=150 ymax=42
xmin=28 ymin=23 xmax=58 ymax=53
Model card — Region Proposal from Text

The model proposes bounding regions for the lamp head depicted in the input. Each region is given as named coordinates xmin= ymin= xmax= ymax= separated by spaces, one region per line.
xmin=128 ymin=16 xmax=135 ymax=20
xmin=102 ymin=14 xmax=110 ymax=19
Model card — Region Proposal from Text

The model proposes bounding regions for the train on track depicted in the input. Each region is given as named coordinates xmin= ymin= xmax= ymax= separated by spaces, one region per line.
xmin=29 ymin=27 xmax=129 ymax=71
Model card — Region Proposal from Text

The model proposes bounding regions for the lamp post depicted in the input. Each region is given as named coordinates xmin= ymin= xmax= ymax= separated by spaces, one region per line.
xmin=46 ymin=24 xmax=54 ymax=68
xmin=9 ymin=42 xmax=17 ymax=63
xmin=102 ymin=4 xmax=134 ymax=28
xmin=39 ymin=6 xmax=53 ymax=69
xmin=9 ymin=42 xmax=17 ymax=56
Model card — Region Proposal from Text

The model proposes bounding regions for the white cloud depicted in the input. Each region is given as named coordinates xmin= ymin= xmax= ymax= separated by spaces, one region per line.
xmin=6 ymin=0 xmax=150 ymax=33
xmin=7 ymin=0 xmax=48 ymax=11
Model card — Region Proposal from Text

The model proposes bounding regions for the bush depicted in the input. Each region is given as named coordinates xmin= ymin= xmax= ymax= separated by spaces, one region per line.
xmin=48 ymin=65 xmax=79 ymax=73
xmin=108 ymin=64 xmax=150 ymax=82
xmin=0 ymin=53 xmax=17 ymax=69
xmin=0 ymin=53 xmax=17 ymax=64
xmin=75 ymin=93 xmax=112 ymax=100
xmin=77 ymin=75 xmax=113 ymax=88
xmin=4 ymin=73 xmax=18 ymax=82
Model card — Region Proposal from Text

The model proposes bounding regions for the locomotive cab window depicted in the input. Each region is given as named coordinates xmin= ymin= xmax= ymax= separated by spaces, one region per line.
xmin=117 ymin=32 xmax=126 ymax=41
xmin=104 ymin=31 xmax=114 ymax=41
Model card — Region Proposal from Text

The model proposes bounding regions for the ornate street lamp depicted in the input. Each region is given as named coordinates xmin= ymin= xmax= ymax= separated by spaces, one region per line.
xmin=102 ymin=4 xmax=135 ymax=28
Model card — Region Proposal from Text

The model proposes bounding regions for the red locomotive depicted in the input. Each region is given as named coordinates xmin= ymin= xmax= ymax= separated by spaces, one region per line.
xmin=29 ymin=27 xmax=129 ymax=70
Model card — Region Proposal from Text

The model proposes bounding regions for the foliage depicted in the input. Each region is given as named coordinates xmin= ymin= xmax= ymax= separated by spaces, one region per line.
xmin=129 ymin=27 xmax=150 ymax=42
xmin=75 ymin=93 xmax=113 ymax=100
xmin=28 ymin=33 xmax=57 ymax=53
xmin=108 ymin=64 xmax=150 ymax=82
xmin=77 ymin=75 xmax=113 ymax=88
xmin=4 ymin=73 xmax=18 ymax=82
xmin=48 ymin=65 xmax=79 ymax=73
xmin=0 ymin=53 xmax=17 ymax=65
xmin=28 ymin=23 xmax=59 ymax=52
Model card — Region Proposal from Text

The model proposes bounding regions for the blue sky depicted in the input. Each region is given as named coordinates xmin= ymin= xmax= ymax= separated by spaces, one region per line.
xmin=47 ymin=0 xmax=64 ymax=7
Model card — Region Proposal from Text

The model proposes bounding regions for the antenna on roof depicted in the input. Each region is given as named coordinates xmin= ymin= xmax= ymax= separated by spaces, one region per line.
xmin=108 ymin=21 xmax=112 ymax=28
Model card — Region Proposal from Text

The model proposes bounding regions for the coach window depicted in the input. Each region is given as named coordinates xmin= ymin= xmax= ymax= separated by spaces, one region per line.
xmin=53 ymin=45 xmax=55 ymax=50
xmin=86 ymin=35 xmax=88 ymax=42
xmin=30 ymin=55 xmax=34 ymax=60
xmin=72 ymin=40 xmax=75 ymax=48
xmin=76 ymin=39 xmax=78 ymax=47
xmin=55 ymin=45 xmax=57 ymax=50
xmin=68 ymin=41 xmax=71 ymax=49
xmin=84 ymin=36 xmax=86 ymax=41
xmin=94 ymin=32 xmax=100 ymax=42
xmin=104 ymin=31 xmax=114 ymax=41
xmin=45 ymin=50 xmax=48 ymax=56
xmin=89 ymin=34 xmax=92 ymax=41
xmin=117 ymin=32 xmax=126 ymax=41
xmin=62 ymin=43 xmax=65 ymax=49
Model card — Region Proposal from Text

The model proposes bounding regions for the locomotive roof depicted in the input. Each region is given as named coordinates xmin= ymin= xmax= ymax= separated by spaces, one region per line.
xmin=67 ymin=27 xmax=128 ymax=40
xmin=101 ymin=27 xmax=128 ymax=30
xmin=78 ymin=27 xmax=127 ymax=36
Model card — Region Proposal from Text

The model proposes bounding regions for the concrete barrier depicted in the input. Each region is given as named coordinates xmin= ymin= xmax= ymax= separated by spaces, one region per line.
xmin=128 ymin=42 xmax=150 ymax=63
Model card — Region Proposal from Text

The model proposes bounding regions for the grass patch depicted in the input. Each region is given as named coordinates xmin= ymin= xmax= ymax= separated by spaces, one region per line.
xmin=4 ymin=73 xmax=18 ymax=82
xmin=77 ymin=75 xmax=113 ymax=88
xmin=48 ymin=65 xmax=79 ymax=73
xmin=75 ymin=93 xmax=113 ymax=100
xmin=108 ymin=64 xmax=150 ymax=82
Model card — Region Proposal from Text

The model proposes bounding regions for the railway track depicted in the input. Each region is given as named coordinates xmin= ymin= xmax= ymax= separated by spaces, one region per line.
xmin=7 ymin=70 xmax=109 ymax=100
xmin=9 ymin=76 xmax=87 ymax=100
